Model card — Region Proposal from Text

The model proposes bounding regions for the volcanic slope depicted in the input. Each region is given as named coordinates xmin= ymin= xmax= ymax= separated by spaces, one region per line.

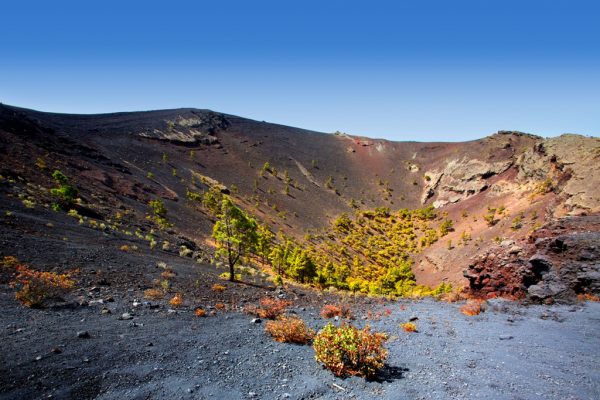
xmin=0 ymin=103 xmax=599 ymax=298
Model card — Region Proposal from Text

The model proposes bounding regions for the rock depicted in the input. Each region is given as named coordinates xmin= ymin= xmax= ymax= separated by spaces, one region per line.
xmin=509 ymin=246 xmax=522 ymax=255
xmin=500 ymin=240 xmax=515 ymax=248
xmin=77 ymin=330 xmax=90 ymax=339
xmin=50 ymin=347 xmax=62 ymax=354
xmin=119 ymin=313 xmax=133 ymax=320
xmin=409 ymin=316 xmax=419 ymax=322
xmin=251 ymin=318 xmax=262 ymax=324
xmin=132 ymin=301 xmax=142 ymax=307
xmin=499 ymin=335 xmax=514 ymax=340
xmin=35 ymin=355 xmax=42 ymax=361
xmin=101 ymin=308 xmax=111 ymax=315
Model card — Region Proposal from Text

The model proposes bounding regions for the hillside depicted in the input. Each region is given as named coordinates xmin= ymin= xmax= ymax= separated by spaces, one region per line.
xmin=1 ymin=103 xmax=599 ymax=300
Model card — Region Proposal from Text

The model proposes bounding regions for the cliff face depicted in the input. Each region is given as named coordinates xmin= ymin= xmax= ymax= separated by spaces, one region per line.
xmin=0 ymin=104 xmax=598 ymax=301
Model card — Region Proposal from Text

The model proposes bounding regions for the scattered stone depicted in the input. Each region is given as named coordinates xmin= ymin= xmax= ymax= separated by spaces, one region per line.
xmin=499 ymin=335 xmax=514 ymax=340
xmin=251 ymin=318 xmax=262 ymax=324
xmin=119 ymin=313 xmax=133 ymax=320
xmin=509 ymin=246 xmax=522 ymax=255
xmin=147 ymin=342 xmax=154 ymax=347
xmin=35 ymin=355 xmax=42 ymax=361
xmin=409 ymin=316 xmax=419 ymax=322
xmin=50 ymin=348 xmax=62 ymax=354
xmin=77 ymin=331 xmax=90 ymax=339
xmin=101 ymin=308 xmax=111 ymax=315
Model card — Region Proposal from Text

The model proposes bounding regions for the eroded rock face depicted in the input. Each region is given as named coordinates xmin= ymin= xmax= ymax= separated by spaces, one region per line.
xmin=464 ymin=215 xmax=600 ymax=302
xmin=518 ymin=135 xmax=600 ymax=215
xmin=138 ymin=111 xmax=229 ymax=144
xmin=422 ymin=158 xmax=512 ymax=207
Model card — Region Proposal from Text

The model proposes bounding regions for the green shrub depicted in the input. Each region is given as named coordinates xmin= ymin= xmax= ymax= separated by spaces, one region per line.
xmin=313 ymin=323 xmax=388 ymax=378
xmin=50 ymin=170 xmax=78 ymax=208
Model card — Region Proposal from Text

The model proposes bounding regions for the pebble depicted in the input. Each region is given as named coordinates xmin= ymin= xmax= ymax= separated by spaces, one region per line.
xmin=77 ymin=330 xmax=90 ymax=339
xmin=499 ymin=335 xmax=514 ymax=340
xmin=120 ymin=313 xmax=133 ymax=320
xmin=251 ymin=318 xmax=262 ymax=324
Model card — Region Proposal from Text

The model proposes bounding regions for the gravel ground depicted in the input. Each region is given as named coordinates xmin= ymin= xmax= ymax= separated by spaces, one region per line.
xmin=1 ymin=292 xmax=599 ymax=400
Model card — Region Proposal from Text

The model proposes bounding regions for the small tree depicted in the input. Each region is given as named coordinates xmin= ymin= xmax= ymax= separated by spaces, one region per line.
xmin=50 ymin=170 xmax=78 ymax=209
xmin=212 ymin=198 xmax=258 ymax=281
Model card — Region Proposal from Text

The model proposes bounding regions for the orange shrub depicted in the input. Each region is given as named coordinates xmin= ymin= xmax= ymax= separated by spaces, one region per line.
xmin=320 ymin=304 xmax=353 ymax=319
xmin=144 ymin=288 xmax=164 ymax=300
xmin=460 ymin=299 xmax=487 ymax=316
xmin=10 ymin=265 xmax=76 ymax=308
xmin=212 ymin=284 xmax=226 ymax=292
xmin=215 ymin=302 xmax=226 ymax=310
xmin=313 ymin=323 xmax=388 ymax=378
xmin=161 ymin=269 xmax=176 ymax=279
xmin=320 ymin=304 xmax=342 ymax=318
xmin=119 ymin=245 xmax=131 ymax=252
xmin=265 ymin=316 xmax=315 ymax=344
xmin=577 ymin=293 xmax=600 ymax=302
xmin=257 ymin=297 xmax=291 ymax=319
xmin=195 ymin=308 xmax=207 ymax=317
xmin=169 ymin=293 xmax=183 ymax=307
xmin=400 ymin=322 xmax=417 ymax=332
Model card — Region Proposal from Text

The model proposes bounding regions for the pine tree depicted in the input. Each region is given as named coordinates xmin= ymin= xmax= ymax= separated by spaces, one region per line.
xmin=212 ymin=198 xmax=258 ymax=281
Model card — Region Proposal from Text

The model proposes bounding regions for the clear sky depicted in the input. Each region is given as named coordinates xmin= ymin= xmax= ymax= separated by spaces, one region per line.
xmin=1 ymin=0 xmax=599 ymax=141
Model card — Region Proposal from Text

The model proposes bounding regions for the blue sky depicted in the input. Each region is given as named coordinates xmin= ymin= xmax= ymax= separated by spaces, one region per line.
xmin=1 ymin=0 xmax=599 ymax=141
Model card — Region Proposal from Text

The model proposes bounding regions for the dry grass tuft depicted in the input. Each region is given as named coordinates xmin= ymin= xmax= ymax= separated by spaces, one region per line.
xmin=251 ymin=297 xmax=291 ymax=319
xmin=144 ymin=288 xmax=164 ymax=300
xmin=195 ymin=308 xmax=207 ymax=317
xmin=460 ymin=299 xmax=487 ymax=316
xmin=212 ymin=284 xmax=226 ymax=292
xmin=265 ymin=316 xmax=314 ymax=344
xmin=320 ymin=304 xmax=353 ymax=319
xmin=400 ymin=322 xmax=418 ymax=332
xmin=169 ymin=293 xmax=183 ymax=308
xmin=577 ymin=293 xmax=600 ymax=302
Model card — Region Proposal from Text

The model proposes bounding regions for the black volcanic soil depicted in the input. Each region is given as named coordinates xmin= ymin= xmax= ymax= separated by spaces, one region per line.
xmin=1 ymin=198 xmax=600 ymax=400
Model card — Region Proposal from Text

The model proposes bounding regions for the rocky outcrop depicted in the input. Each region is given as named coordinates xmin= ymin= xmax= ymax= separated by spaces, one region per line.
xmin=138 ymin=111 xmax=229 ymax=145
xmin=422 ymin=158 xmax=512 ymax=207
xmin=464 ymin=215 xmax=600 ymax=302
xmin=517 ymin=135 xmax=600 ymax=215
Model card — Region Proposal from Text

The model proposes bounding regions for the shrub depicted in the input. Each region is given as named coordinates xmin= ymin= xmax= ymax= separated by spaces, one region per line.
xmin=50 ymin=170 xmax=78 ymax=207
xmin=144 ymin=288 xmax=164 ymax=300
xmin=460 ymin=299 xmax=487 ymax=316
xmin=577 ymin=293 xmax=600 ymax=302
xmin=120 ymin=244 xmax=131 ymax=252
xmin=215 ymin=302 xmax=226 ymax=310
xmin=320 ymin=304 xmax=342 ymax=319
xmin=195 ymin=308 xmax=207 ymax=317
xmin=169 ymin=293 xmax=183 ymax=307
xmin=161 ymin=269 xmax=176 ymax=279
xmin=10 ymin=265 xmax=76 ymax=308
xmin=265 ymin=316 xmax=315 ymax=344
xmin=313 ymin=323 xmax=388 ymax=378
xmin=212 ymin=284 xmax=226 ymax=292
xmin=400 ymin=322 xmax=417 ymax=332
xmin=257 ymin=297 xmax=291 ymax=319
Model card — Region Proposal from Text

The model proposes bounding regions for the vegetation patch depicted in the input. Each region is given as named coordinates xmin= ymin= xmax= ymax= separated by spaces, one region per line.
xmin=265 ymin=316 xmax=314 ymax=344
xmin=10 ymin=264 xmax=76 ymax=308
xmin=313 ymin=323 xmax=388 ymax=378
